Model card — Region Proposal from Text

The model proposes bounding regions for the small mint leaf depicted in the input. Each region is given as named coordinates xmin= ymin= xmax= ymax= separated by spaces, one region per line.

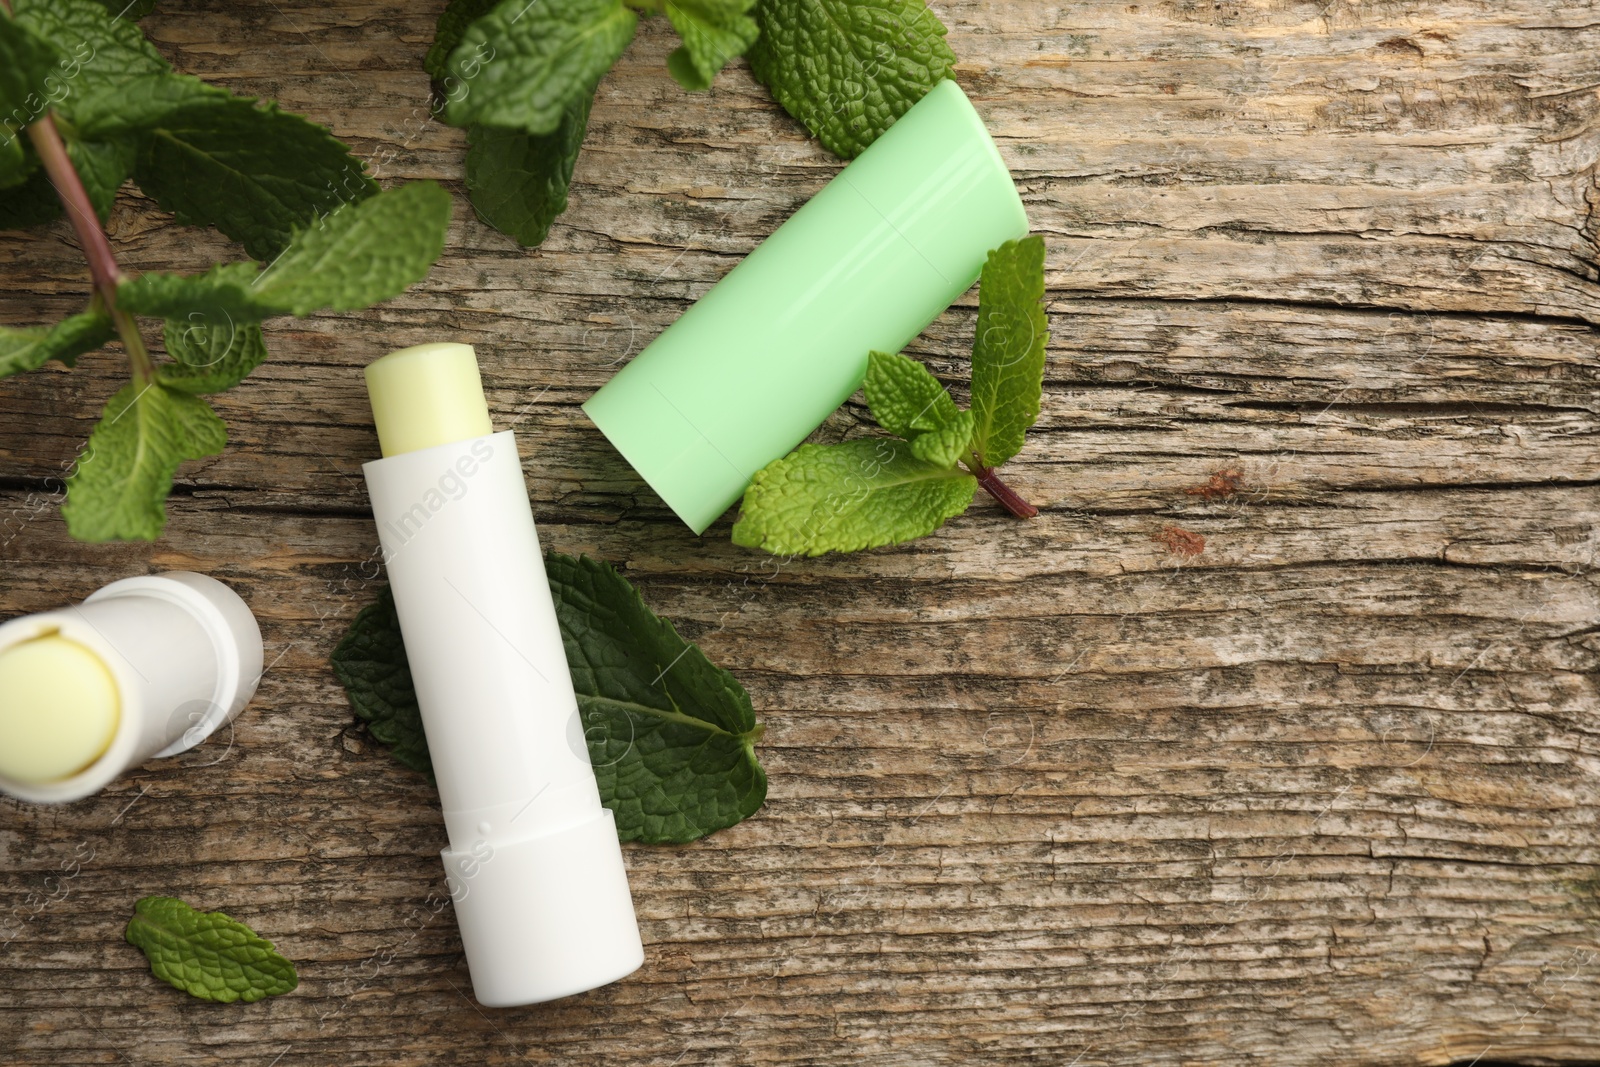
xmin=863 ymin=349 xmax=961 ymax=439
xmin=158 ymin=319 xmax=267 ymax=394
xmin=330 ymin=554 xmax=768 ymax=844
xmin=60 ymin=381 xmax=227 ymax=542
xmin=125 ymin=896 xmax=298 ymax=1004
xmin=664 ymin=0 xmax=758 ymax=91
xmin=908 ymin=407 xmax=974 ymax=468
xmin=733 ymin=438 xmax=977 ymax=556
xmin=0 ymin=312 xmax=114 ymax=379
xmin=969 ymin=235 xmax=1048 ymax=468
xmin=442 ymin=0 xmax=637 ymax=134
xmin=330 ymin=585 xmax=432 ymax=779
xmin=0 ymin=132 xmax=28 ymax=189
xmin=424 ymin=0 xmax=501 ymax=84
xmin=464 ymin=91 xmax=593 ymax=247
xmin=747 ymin=0 xmax=954 ymax=158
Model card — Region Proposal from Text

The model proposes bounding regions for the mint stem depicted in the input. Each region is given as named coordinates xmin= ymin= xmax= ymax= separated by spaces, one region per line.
xmin=24 ymin=114 xmax=155 ymax=385
xmin=971 ymin=461 xmax=1038 ymax=519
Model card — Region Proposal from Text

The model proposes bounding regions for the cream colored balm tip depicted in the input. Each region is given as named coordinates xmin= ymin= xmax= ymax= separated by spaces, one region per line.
xmin=0 ymin=635 xmax=120 ymax=784
xmin=364 ymin=342 xmax=494 ymax=458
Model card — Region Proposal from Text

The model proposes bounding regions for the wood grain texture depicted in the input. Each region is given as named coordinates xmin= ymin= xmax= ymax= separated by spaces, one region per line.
xmin=2 ymin=1 xmax=1599 ymax=1064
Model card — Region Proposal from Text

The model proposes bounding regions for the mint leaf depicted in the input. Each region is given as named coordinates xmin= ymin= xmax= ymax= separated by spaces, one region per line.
xmin=863 ymin=350 xmax=973 ymax=467
xmin=550 ymin=553 xmax=766 ymax=844
xmin=66 ymin=136 xmax=134 ymax=221
xmin=124 ymin=896 xmax=298 ymax=1003
xmin=0 ymin=311 xmax=114 ymax=379
xmin=330 ymin=585 xmax=432 ymax=779
xmin=0 ymin=9 xmax=62 ymax=136
xmin=442 ymin=0 xmax=637 ymax=134
xmin=0 ymin=131 xmax=28 ymax=189
xmin=118 ymin=182 xmax=453 ymax=321
xmin=331 ymin=554 xmax=768 ymax=844
xmin=733 ymin=437 xmax=976 ymax=555
xmin=80 ymin=74 xmax=378 ymax=259
xmin=13 ymin=0 xmax=169 ymax=114
xmin=664 ymin=0 xmax=758 ymax=91
xmin=863 ymin=349 xmax=960 ymax=439
xmin=464 ymin=93 xmax=593 ymax=247
xmin=748 ymin=0 xmax=955 ymax=158
xmin=907 ymin=407 xmax=973 ymax=468
xmin=158 ymin=318 xmax=267 ymax=394
xmin=249 ymin=180 xmax=452 ymax=313
xmin=424 ymin=0 xmax=500 ymax=84
xmin=60 ymin=381 xmax=226 ymax=541
xmin=0 ymin=151 xmax=63 ymax=229
xmin=115 ymin=261 xmax=264 ymax=322
xmin=969 ymin=235 xmax=1048 ymax=468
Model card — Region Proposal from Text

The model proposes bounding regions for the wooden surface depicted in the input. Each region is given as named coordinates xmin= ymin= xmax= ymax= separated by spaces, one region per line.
xmin=3 ymin=1 xmax=1599 ymax=1063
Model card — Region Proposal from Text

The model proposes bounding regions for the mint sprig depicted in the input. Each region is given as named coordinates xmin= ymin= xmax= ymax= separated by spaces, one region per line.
xmin=748 ymin=0 xmax=955 ymax=158
xmin=426 ymin=0 xmax=953 ymax=246
xmin=733 ymin=235 xmax=1049 ymax=556
xmin=125 ymin=896 xmax=299 ymax=1004
xmin=0 ymin=1 xmax=451 ymax=542
xmin=332 ymin=553 xmax=768 ymax=845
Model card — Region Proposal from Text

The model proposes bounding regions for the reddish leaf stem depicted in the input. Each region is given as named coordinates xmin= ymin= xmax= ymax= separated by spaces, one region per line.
xmin=971 ymin=462 xmax=1038 ymax=519
xmin=24 ymin=113 xmax=154 ymax=384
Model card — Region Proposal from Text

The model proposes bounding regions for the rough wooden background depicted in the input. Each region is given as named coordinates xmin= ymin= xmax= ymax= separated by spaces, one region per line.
xmin=2 ymin=1 xmax=1599 ymax=1064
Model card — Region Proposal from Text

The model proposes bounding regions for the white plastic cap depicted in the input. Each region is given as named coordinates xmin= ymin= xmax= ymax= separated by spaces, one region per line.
xmin=444 ymin=807 xmax=644 ymax=1007
xmin=0 ymin=572 xmax=263 ymax=803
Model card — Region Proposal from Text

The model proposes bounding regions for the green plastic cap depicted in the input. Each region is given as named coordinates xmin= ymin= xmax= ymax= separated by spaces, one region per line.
xmin=582 ymin=79 xmax=1029 ymax=534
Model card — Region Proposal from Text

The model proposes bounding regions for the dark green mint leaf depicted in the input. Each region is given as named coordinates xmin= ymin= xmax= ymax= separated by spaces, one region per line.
xmin=464 ymin=92 xmax=593 ymax=247
xmin=65 ymin=135 xmax=134 ymax=220
xmin=442 ymin=0 xmax=637 ymax=134
xmin=0 ymin=165 xmax=62 ymax=229
xmin=424 ymin=0 xmax=501 ymax=84
xmin=158 ymin=318 xmax=267 ymax=394
xmin=60 ymin=380 xmax=227 ymax=541
xmin=664 ymin=0 xmax=758 ymax=91
xmin=13 ymin=0 xmax=169 ymax=122
xmin=0 ymin=311 xmax=114 ymax=379
xmin=82 ymin=73 xmax=378 ymax=259
xmin=330 ymin=585 xmax=432 ymax=779
xmin=331 ymin=554 xmax=768 ymax=844
xmin=969 ymin=235 xmax=1047 ymax=468
xmin=550 ymin=553 xmax=766 ymax=844
xmin=125 ymin=896 xmax=298 ymax=1003
xmin=0 ymin=134 xmax=29 ymax=190
xmin=733 ymin=437 xmax=976 ymax=555
xmin=747 ymin=0 xmax=954 ymax=158
xmin=0 ymin=8 xmax=63 ymax=139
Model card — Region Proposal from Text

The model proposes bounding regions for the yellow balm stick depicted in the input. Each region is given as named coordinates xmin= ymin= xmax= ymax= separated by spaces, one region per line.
xmin=0 ymin=635 xmax=120 ymax=784
xmin=364 ymin=342 xmax=494 ymax=457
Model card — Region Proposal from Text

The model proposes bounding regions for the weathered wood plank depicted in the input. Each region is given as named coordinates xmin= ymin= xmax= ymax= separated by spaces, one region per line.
xmin=2 ymin=0 xmax=1599 ymax=1065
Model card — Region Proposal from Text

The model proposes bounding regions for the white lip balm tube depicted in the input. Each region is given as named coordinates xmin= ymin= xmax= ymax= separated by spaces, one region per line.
xmin=0 ymin=572 xmax=262 ymax=804
xmin=360 ymin=342 xmax=644 ymax=1007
